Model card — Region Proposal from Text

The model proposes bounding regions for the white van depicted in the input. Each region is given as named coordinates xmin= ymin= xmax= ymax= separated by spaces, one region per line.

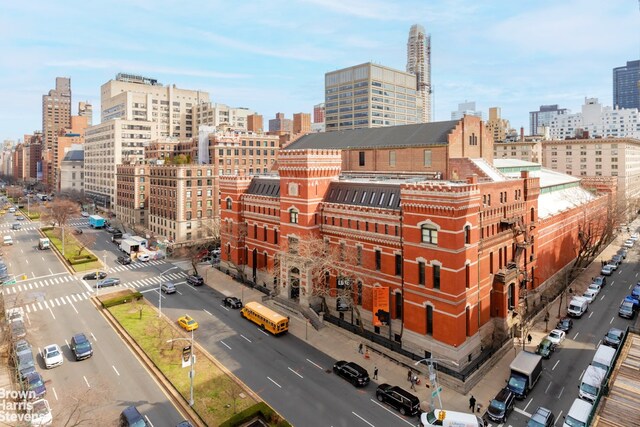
xmin=421 ymin=409 xmax=484 ymax=427
xmin=579 ymin=365 xmax=606 ymax=402
xmin=3 ymin=235 xmax=13 ymax=245
xmin=591 ymin=344 xmax=616 ymax=371
xmin=563 ymin=398 xmax=592 ymax=427
xmin=567 ymin=296 xmax=588 ymax=318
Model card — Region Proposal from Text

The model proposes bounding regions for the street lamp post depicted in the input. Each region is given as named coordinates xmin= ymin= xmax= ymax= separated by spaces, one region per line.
xmin=166 ymin=329 xmax=195 ymax=406
xmin=158 ymin=266 xmax=179 ymax=318
xmin=414 ymin=357 xmax=459 ymax=411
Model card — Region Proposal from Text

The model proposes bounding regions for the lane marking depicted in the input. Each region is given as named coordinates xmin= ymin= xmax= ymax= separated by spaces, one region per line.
xmin=258 ymin=328 xmax=269 ymax=336
xmin=145 ymin=416 xmax=154 ymax=427
xmin=203 ymin=309 xmax=212 ymax=316
xmin=91 ymin=332 xmax=97 ymax=342
xmin=600 ymin=295 xmax=605 ymax=301
xmin=589 ymin=312 xmax=594 ymax=319
xmin=69 ymin=300 xmax=78 ymax=314
xmin=112 ymin=365 xmax=120 ymax=376
xmin=307 ymin=359 xmax=323 ymax=370
xmin=220 ymin=341 xmax=232 ymax=350
xmin=47 ymin=306 xmax=55 ymax=320
xmin=610 ymin=317 xmax=614 ymax=324
xmin=83 ymin=376 xmax=90 ymax=388
xmin=267 ymin=376 xmax=282 ymax=388
xmin=555 ymin=411 xmax=563 ymax=425
xmin=514 ymin=407 xmax=532 ymax=417
xmin=557 ymin=386 xmax=564 ymax=399
xmin=597 ymin=339 xmax=602 ymax=348
xmin=288 ymin=367 xmax=303 ymax=379
xmin=370 ymin=399 xmax=416 ymax=425
xmin=573 ymin=332 xmax=579 ymax=340
xmin=524 ymin=398 xmax=533 ymax=412
xmin=579 ymin=369 xmax=585 ymax=381
xmin=240 ymin=334 xmax=252 ymax=343
xmin=552 ymin=360 xmax=560 ymax=371
xmin=611 ymin=280 xmax=615 ymax=286
xmin=352 ymin=412 xmax=374 ymax=427
xmin=220 ymin=305 xmax=230 ymax=311
xmin=52 ymin=387 xmax=58 ymax=401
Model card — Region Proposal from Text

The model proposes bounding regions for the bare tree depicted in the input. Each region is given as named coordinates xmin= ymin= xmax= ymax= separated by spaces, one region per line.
xmin=76 ymin=231 xmax=96 ymax=256
xmin=187 ymin=217 xmax=221 ymax=275
xmin=223 ymin=380 xmax=245 ymax=414
xmin=57 ymin=381 xmax=113 ymax=426
xmin=41 ymin=199 xmax=80 ymax=228
xmin=225 ymin=221 xmax=248 ymax=283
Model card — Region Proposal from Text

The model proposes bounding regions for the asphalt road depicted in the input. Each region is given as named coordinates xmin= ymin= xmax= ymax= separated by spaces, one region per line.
xmin=1 ymin=212 xmax=187 ymax=426
xmin=498 ymin=247 xmax=639 ymax=427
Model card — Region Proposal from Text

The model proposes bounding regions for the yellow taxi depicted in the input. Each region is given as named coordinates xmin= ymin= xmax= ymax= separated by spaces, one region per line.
xmin=177 ymin=315 xmax=198 ymax=331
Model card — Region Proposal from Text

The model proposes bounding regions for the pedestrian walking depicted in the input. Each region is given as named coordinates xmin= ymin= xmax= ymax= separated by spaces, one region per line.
xmin=373 ymin=366 xmax=378 ymax=380
xmin=410 ymin=375 xmax=417 ymax=391
xmin=469 ymin=395 xmax=476 ymax=411
xmin=407 ymin=369 xmax=412 ymax=382
xmin=358 ymin=342 xmax=363 ymax=354
xmin=527 ymin=334 xmax=532 ymax=344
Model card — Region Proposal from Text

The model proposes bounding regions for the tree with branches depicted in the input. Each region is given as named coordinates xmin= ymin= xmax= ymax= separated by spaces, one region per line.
xmin=57 ymin=382 xmax=112 ymax=426
xmin=41 ymin=198 xmax=80 ymax=228
xmin=187 ymin=217 xmax=221 ymax=275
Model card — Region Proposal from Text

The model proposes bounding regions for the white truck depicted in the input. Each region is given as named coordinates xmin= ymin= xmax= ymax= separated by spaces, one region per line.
xmin=119 ymin=238 xmax=140 ymax=255
xmin=38 ymin=238 xmax=50 ymax=250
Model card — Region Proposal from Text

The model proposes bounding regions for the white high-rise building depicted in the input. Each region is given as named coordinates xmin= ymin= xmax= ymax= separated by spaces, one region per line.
xmin=549 ymin=97 xmax=640 ymax=140
xmin=451 ymin=101 xmax=484 ymax=121
xmin=406 ymin=24 xmax=432 ymax=123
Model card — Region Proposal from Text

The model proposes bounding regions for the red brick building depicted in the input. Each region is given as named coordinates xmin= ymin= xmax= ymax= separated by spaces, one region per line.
xmin=220 ymin=118 xmax=611 ymax=368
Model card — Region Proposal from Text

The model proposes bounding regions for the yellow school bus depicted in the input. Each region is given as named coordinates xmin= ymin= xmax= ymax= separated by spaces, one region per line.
xmin=240 ymin=301 xmax=289 ymax=335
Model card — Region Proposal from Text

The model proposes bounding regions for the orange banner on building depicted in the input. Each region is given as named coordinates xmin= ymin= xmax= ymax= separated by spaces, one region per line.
xmin=372 ymin=287 xmax=389 ymax=326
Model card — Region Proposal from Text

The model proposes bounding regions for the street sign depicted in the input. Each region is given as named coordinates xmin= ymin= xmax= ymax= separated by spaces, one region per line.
xmin=431 ymin=386 xmax=443 ymax=398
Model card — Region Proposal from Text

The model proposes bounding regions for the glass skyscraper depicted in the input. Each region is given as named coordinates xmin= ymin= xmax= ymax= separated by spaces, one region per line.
xmin=613 ymin=60 xmax=640 ymax=110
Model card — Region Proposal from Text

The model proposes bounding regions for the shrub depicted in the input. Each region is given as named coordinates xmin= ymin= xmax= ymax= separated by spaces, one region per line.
xmin=101 ymin=293 xmax=143 ymax=308
xmin=69 ymin=255 xmax=97 ymax=265
xmin=219 ymin=402 xmax=291 ymax=427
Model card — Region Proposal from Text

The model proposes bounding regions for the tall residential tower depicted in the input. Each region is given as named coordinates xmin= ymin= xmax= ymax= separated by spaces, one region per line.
xmin=613 ymin=60 xmax=640 ymax=110
xmin=406 ymin=24 xmax=432 ymax=123
xmin=42 ymin=77 xmax=72 ymax=187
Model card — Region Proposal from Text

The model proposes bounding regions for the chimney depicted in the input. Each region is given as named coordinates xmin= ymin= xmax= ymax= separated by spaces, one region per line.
xmin=520 ymin=127 xmax=524 ymax=141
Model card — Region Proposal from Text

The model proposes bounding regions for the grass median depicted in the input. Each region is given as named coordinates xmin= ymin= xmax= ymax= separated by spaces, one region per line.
xmin=41 ymin=228 xmax=102 ymax=272
xmin=109 ymin=301 xmax=258 ymax=426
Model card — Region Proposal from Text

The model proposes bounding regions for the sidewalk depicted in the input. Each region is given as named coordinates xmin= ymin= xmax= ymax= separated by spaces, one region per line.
xmin=193 ymin=220 xmax=638 ymax=418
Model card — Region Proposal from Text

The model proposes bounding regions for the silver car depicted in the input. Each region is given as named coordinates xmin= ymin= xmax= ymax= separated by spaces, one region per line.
xmin=161 ymin=282 xmax=176 ymax=294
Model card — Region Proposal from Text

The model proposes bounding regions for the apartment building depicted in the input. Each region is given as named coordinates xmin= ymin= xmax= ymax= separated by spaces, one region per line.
xmin=494 ymin=140 xmax=542 ymax=163
xmin=529 ymin=104 xmax=568 ymax=136
xmin=115 ymin=163 xmax=150 ymax=228
xmin=42 ymin=77 xmax=72 ymax=187
xmin=549 ymin=98 xmax=640 ymax=140
xmin=485 ymin=107 xmax=515 ymax=143
xmin=292 ymin=113 xmax=311 ymax=134
xmin=541 ymin=137 xmax=640 ymax=213
xmin=147 ymin=164 xmax=218 ymax=244
xmin=451 ymin=101 xmax=483 ymax=121
xmin=247 ymin=114 xmax=263 ymax=133
xmin=59 ymin=147 xmax=84 ymax=193
xmin=55 ymin=115 xmax=89 ymax=190
xmin=100 ymin=73 xmax=209 ymax=139
xmin=268 ymin=113 xmax=292 ymax=133
xmin=406 ymin=24 xmax=431 ymax=122
xmin=313 ymin=103 xmax=325 ymax=124
xmin=209 ymin=131 xmax=280 ymax=176
xmin=84 ymin=119 xmax=152 ymax=208
xmin=193 ymin=102 xmax=254 ymax=131
xmin=324 ymin=62 xmax=420 ymax=132
xmin=613 ymin=60 xmax=640 ymax=110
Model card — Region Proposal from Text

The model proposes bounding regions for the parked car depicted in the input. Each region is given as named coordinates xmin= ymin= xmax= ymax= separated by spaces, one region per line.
xmin=6 ymin=307 xmax=24 ymax=324
xmin=546 ymin=329 xmax=566 ymax=346
xmin=611 ymin=254 xmax=624 ymax=265
xmin=603 ymin=328 xmax=624 ymax=349
xmin=42 ymin=344 xmax=63 ymax=369
xmin=106 ymin=226 xmax=116 ymax=233
xmin=187 ymin=274 xmax=204 ymax=286
xmin=619 ymin=299 xmax=636 ymax=319
xmin=70 ymin=333 xmax=93 ymax=360
xmin=14 ymin=339 xmax=31 ymax=357
xmin=120 ymin=405 xmax=149 ymax=427
xmin=582 ymin=289 xmax=598 ymax=303
xmin=588 ymin=283 xmax=602 ymax=295
xmin=536 ymin=338 xmax=555 ymax=359
xmin=527 ymin=406 xmax=555 ymax=427
xmin=333 ymin=360 xmax=370 ymax=387
xmin=137 ymin=253 xmax=150 ymax=262
xmin=600 ymin=265 xmax=614 ymax=276
xmin=117 ymin=255 xmax=131 ymax=265
xmin=83 ymin=271 xmax=107 ymax=280
xmin=555 ymin=317 xmax=573 ymax=332
xmin=17 ymin=351 xmax=36 ymax=379
xmin=593 ymin=276 xmax=607 ymax=287
xmin=607 ymin=261 xmax=618 ymax=271
xmin=631 ymin=233 xmax=639 ymax=241
xmin=161 ymin=282 xmax=176 ymax=294
xmin=96 ymin=278 xmax=120 ymax=288
xmin=487 ymin=387 xmax=515 ymax=423
xmin=73 ymin=227 xmax=83 ymax=234
xmin=375 ymin=384 xmax=421 ymax=416
xmin=81 ymin=211 xmax=89 ymax=217
xmin=617 ymin=248 xmax=628 ymax=259
xmin=624 ymin=295 xmax=640 ymax=310
xmin=29 ymin=399 xmax=53 ymax=426
xmin=10 ymin=319 xmax=27 ymax=339
xmin=23 ymin=371 xmax=46 ymax=399
xmin=624 ymin=239 xmax=634 ymax=248
xmin=177 ymin=315 xmax=198 ymax=331
xmin=223 ymin=297 xmax=243 ymax=309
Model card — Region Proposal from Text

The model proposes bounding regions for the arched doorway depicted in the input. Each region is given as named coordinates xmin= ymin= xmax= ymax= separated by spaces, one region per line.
xmin=289 ymin=267 xmax=300 ymax=300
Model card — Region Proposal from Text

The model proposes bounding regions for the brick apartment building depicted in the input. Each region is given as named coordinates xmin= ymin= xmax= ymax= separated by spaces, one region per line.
xmin=220 ymin=117 xmax=611 ymax=368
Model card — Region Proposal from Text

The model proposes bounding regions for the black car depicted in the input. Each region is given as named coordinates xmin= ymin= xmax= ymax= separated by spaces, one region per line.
xmin=617 ymin=248 xmax=628 ymax=259
xmin=593 ymin=276 xmax=607 ymax=287
xmin=375 ymin=384 xmax=420 ymax=416
xmin=603 ymin=328 xmax=624 ymax=348
xmin=73 ymin=228 xmax=83 ymax=234
xmin=555 ymin=317 xmax=573 ymax=332
xmin=333 ymin=361 xmax=370 ymax=387
xmin=111 ymin=232 xmax=123 ymax=240
xmin=487 ymin=387 xmax=515 ymax=423
xmin=187 ymin=274 xmax=204 ymax=286
xmin=117 ymin=255 xmax=131 ymax=265
xmin=612 ymin=254 xmax=624 ymax=266
xmin=83 ymin=271 xmax=107 ymax=280
xmin=71 ymin=333 xmax=93 ymax=360
xmin=222 ymin=297 xmax=242 ymax=309
xmin=527 ymin=407 xmax=554 ymax=427
xmin=23 ymin=371 xmax=46 ymax=399
xmin=120 ymin=406 xmax=149 ymax=427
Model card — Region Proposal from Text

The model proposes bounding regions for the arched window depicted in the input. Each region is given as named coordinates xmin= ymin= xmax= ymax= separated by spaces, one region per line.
xmin=225 ymin=198 xmax=232 ymax=210
xmin=289 ymin=208 xmax=299 ymax=224
xmin=530 ymin=207 xmax=535 ymax=222
xmin=464 ymin=225 xmax=471 ymax=245
xmin=421 ymin=224 xmax=438 ymax=245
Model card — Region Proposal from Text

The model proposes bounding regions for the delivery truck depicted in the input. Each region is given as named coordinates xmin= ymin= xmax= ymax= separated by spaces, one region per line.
xmin=38 ymin=238 xmax=50 ymax=250
xmin=507 ymin=351 xmax=543 ymax=399
xmin=120 ymin=238 xmax=140 ymax=255
xmin=88 ymin=215 xmax=105 ymax=229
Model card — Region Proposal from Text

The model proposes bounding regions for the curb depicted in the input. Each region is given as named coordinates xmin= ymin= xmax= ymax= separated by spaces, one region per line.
xmin=91 ymin=296 xmax=205 ymax=427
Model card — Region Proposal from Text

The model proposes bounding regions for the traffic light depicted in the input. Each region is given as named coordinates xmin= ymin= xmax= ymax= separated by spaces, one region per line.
xmin=375 ymin=309 xmax=389 ymax=325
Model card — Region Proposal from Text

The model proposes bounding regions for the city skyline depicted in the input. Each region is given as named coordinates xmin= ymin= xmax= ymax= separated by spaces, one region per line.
xmin=0 ymin=0 xmax=638 ymax=141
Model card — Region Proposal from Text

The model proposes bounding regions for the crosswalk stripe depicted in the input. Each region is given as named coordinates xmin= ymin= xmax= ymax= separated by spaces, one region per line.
xmin=31 ymin=303 xmax=37 ymax=312
xmin=37 ymin=302 xmax=43 ymax=310
xmin=43 ymin=301 xmax=49 ymax=309
xmin=60 ymin=297 xmax=66 ymax=305
xmin=70 ymin=294 xmax=77 ymax=302
xmin=66 ymin=296 xmax=72 ymax=304
xmin=28 ymin=283 xmax=33 ymax=289
xmin=25 ymin=305 xmax=30 ymax=313
xmin=54 ymin=278 xmax=60 ymax=284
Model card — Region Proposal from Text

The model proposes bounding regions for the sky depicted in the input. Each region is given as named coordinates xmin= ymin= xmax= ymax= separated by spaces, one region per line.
xmin=0 ymin=0 xmax=638 ymax=141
